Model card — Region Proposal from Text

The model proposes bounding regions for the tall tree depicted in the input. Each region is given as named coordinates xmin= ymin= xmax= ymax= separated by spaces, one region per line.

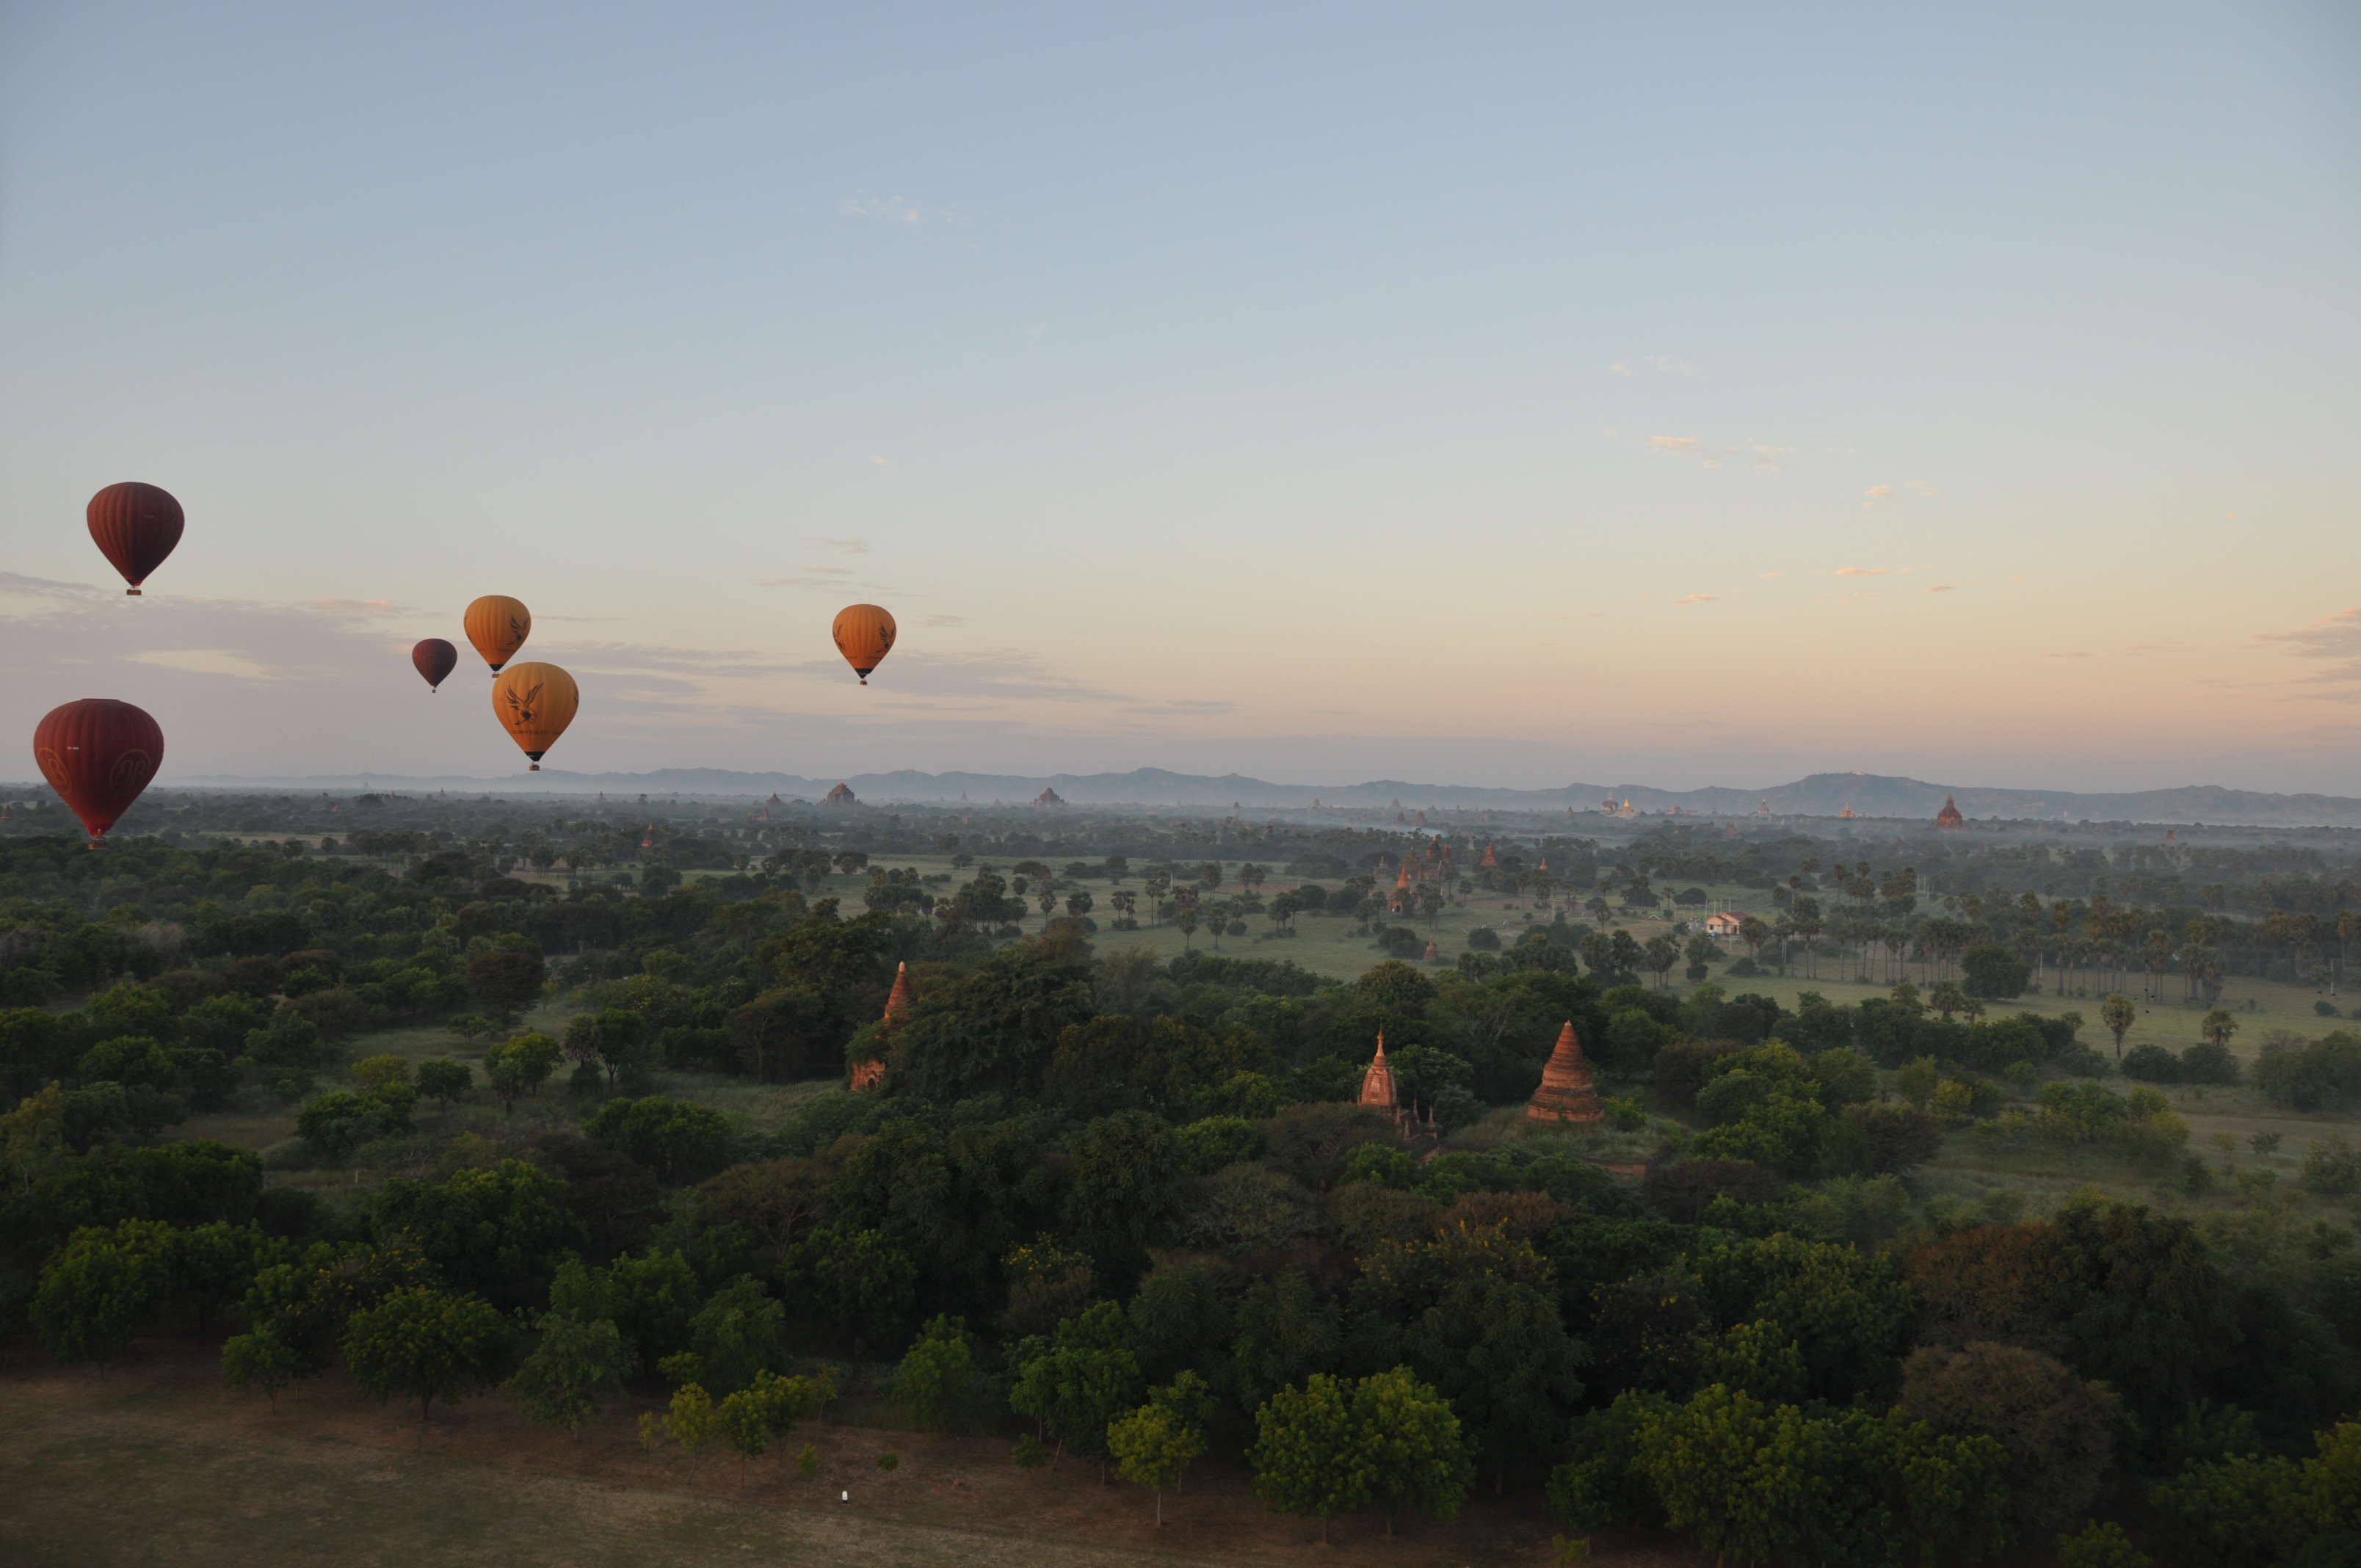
xmin=1248 ymin=1373 xmax=1368 ymax=1545
xmin=1354 ymin=1366 xmax=1475 ymax=1534
xmin=341 ymin=1287 xmax=515 ymax=1429
xmin=507 ymin=1313 xmax=630 ymax=1434
xmin=1109 ymin=1403 xmax=1205 ymax=1525
xmin=2100 ymin=993 xmax=2136 ymax=1061
xmin=31 ymin=1218 xmax=173 ymax=1364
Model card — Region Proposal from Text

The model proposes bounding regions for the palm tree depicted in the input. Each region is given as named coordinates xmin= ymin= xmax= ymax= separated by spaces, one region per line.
xmin=1643 ymin=934 xmax=1678 ymax=990
xmin=2100 ymin=992 xmax=2136 ymax=1061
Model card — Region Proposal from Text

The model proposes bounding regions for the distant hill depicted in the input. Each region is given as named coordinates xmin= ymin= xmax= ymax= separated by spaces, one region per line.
xmin=87 ymin=764 xmax=2361 ymax=827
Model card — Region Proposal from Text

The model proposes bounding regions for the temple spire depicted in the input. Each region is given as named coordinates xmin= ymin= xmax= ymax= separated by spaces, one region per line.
xmin=1357 ymin=1032 xmax=1399 ymax=1114
xmin=850 ymin=962 xmax=914 ymax=1093
xmin=1526 ymin=1020 xmax=1602 ymax=1126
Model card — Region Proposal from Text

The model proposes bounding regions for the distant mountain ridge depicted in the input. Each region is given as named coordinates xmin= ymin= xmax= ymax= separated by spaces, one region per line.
xmin=88 ymin=766 xmax=2361 ymax=827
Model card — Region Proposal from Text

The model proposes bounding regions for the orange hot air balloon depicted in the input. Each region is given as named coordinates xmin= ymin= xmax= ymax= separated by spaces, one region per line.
xmin=490 ymin=662 xmax=578 ymax=771
xmin=87 ymin=482 xmax=185 ymax=595
xmin=464 ymin=595 xmax=532 ymax=674
xmin=412 ymin=638 xmax=459 ymax=692
xmin=33 ymin=699 xmax=164 ymax=844
xmin=831 ymin=604 xmax=896 ymax=685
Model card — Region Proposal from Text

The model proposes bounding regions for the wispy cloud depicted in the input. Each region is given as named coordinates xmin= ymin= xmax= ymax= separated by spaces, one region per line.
xmin=305 ymin=598 xmax=407 ymax=617
xmin=810 ymin=538 xmax=868 ymax=554
xmin=1644 ymin=435 xmax=1722 ymax=469
xmin=919 ymin=614 xmax=968 ymax=628
xmin=2258 ymin=606 xmax=2361 ymax=689
xmin=1836 ymin=567 xmax=1886 ymax=577
xmin=1609 ymin=428 xmax=1783 ymax=475
xmin=132 ymin=649 xmax=276 ymax=680
xmin=1759 ymin=572 xmax=1783 ymax=578
xmin=1863 ymin=479 xmax=1937 ymax=509
xmin=534 ymin=639 xmax=801 ymax=679
xmin=869 ymin=456 xmax=891 ymax=468
xmin=1926 ymin=584 xmax=1958 ymax=593
xmin=0 ymin=571 xmax=104 ymax=600
xmin=756 ymin=567 xmax=854 ymax=587
xmin=1675 ymin=593 xmax=1716 ymax=605
xmin=1123 ymin=698 xmax=1237 ymax=717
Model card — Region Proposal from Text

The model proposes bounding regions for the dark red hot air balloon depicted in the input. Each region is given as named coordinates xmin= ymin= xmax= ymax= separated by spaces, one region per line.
xmin=33 ymin=699 xmax=164 ymax=844
xmin=413 ymin=638 xmax=459 ymax=692
xmin=87 ymin=482 xmax=185 ymax=595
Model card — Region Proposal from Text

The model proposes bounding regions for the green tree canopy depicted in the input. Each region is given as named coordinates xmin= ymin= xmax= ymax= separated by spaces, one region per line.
xmin=507 ymin=1312 xmax=630 ymax=1434
xmin=341 ymin=1287 xmax=515 ymax=1427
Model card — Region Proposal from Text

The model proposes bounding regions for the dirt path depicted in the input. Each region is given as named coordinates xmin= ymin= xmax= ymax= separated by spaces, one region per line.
xmin=0 ymin=1350 xmax=1697 ymax=1567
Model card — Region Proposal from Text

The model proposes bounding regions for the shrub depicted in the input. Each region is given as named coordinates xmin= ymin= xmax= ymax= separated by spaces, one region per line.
xmin=2255 ymin=1032 xmax=2361 ymax=1112
xmin=2150 ymin=1419 xmax=2361 ymax=1564
xmin=2121 ymin=1044 xmax=2182 ymax=1084
xmin=1962 ymin=945 xmax=2031 ymax=999
xmin=2056 ymin=1521 xmax=2150 ymax=1568
xmin=1175 ymin=1115 xmax=1263 ymax=1174
xmin=295 ymin=1087 xmax=415 ymax=1164
xmin=413 ymin=1059 xmax=472 ymax=1106
xmin=2053 ymin=1042 xmax=2112 ymax=1078
xmin=584 ymin=1096 xmax=733 ymax=1183
xmin=2180 ymin=1041 xmax=2241 ymax=1086
xmin=2302 ymin=1135 xmax=2361 ymax=1199
xmin=1642 ymin=1159 xmax=1779 ymax=1222
xmin=1845 ymin=1103 xmax=1945 ymax=1175
xmin=1653 ymin=1039 xmax=1741 ymax=1108
xmin=893 ymin=1315 xmax=979 ymax=1431
xmin=1464 ymin=926 xmax=1501 ymax=951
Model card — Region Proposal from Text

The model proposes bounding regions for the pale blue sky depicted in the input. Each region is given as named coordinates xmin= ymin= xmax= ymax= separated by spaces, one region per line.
xmin=4 ymin=3 xmax=2357 ymax=790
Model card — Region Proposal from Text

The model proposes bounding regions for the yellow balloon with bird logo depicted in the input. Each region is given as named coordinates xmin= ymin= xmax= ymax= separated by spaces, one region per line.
xmin=490 ymin=662 xmax=578 ymax=771
xmin=464 ymin=595 xmax=532 ymax=674
xmin=831 ymin=604 xmax=896 ymax=684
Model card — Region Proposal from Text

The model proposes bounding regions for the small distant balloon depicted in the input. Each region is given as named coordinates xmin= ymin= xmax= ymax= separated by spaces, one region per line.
xmin=33 ymin=698 xmax=164 ymax=845
xmin=464 ymin=595 xmax=532 ymax=674
xmin=831 ymin=604 xmax=896 ymax=685
xmin=87 ymin=482 xmax=184 ymax=595
xmin=490 ymin=662 xmax=578 ymax=772
xmin=412 ymin=638 xmax=459 ymax=692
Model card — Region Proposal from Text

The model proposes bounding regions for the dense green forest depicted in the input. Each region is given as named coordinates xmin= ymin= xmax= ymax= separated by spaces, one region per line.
xmin=9 ymin=791 xmax=2361 ymax=1564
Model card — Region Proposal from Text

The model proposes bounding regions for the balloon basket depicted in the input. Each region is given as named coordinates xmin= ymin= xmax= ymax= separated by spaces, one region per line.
xmin=126 ymin=589 xmax=141 ymax=597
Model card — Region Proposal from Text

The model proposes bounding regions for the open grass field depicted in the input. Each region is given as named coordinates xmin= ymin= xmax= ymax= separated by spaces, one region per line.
xmin=0 ymin=1349 xmax=1700 ymax=1568
xmin=728 ymin=860 xmax=2349 ymax=1057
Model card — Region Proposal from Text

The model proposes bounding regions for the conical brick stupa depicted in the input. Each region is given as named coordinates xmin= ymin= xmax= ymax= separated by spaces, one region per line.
xmin=1526 ymin=1020 xmax=1602 ymax=1126
xmin=849 ymin=962 xmax=915 ymax=1093
xmin=1357 ymin=1032 xmax=1399 ymax=1114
